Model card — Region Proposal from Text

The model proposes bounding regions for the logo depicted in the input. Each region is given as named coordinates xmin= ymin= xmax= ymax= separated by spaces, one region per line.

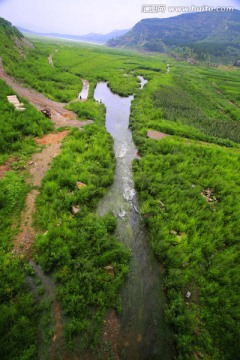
xmin=141 ymin=4 xmax=166 ymax=13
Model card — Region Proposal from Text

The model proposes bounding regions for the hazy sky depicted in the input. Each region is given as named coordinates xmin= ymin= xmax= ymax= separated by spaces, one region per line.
xmin=0 ymin=0 xmax=239 ymax=34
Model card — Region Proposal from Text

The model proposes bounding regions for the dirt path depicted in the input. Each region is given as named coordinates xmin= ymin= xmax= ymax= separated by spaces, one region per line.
xmin=46 ymin=49 xmax=89 ymax=101
xmin=214 ymin=83 xmax=240 ymax=109
xmin=0 ymin=62 xmax=120 ymax=359
xmin=0 ymin=63 xmax=93 ymax=358
xmin=228 ymin=98 xmax=240 ymax=109
xmin=13 ymin=131 xmax=71 ymax=359
xmin=14 ymin=131 xmax=69 ymax=256
xmin=100 ymin=309 xmax=121 ymax=360
xmin=82 ymin=309 xmax=121 ymax=360
xmin=0 ymin=62 xmax=92 ymax=128
xmin=48 ymin=49 xmax=58 ymax=67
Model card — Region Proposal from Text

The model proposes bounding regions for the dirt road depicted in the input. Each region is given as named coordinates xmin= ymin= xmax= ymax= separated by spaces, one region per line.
xmin=14 ymin=131 xmax=69 ymax=256
xmin=0 ymin=62 xmax=92 ymax=128
xmin=0 ymin=61 xmax=119 ymax=359
xmin=0 ymin=63 xmax=92 ymax=254
xmin=48 ymin=48 xmax=58 ymax=67
xmin=0 ymin=63 xmax=94 ymax=359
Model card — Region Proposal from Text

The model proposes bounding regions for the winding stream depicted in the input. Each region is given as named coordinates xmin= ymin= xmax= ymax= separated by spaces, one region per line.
xmin=137 ymin=75 xmax=148 ymax=89
xmin=94 ymin=80 xmax=173 ymax=359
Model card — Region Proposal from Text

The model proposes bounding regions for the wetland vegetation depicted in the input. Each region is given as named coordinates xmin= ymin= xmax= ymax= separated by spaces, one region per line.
xmin=0 ymin=21 xmax=240 ymax=359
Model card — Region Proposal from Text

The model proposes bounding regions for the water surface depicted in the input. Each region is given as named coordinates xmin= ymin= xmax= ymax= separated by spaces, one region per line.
xmin=94 ymin=81 xmax=173 ymax=360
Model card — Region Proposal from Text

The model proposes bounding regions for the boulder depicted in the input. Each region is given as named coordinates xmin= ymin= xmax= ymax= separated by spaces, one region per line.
xmin=72 ymin=205 xmax=80 ymax=215
xmin=76 ymin=181 xmax=86 ymax=189
xmin=104 ymin=265 xmax=115 ymax=276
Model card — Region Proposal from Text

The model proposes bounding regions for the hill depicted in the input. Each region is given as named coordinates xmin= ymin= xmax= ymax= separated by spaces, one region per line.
xmin=18 ymin=26 xmax=129 ymax=44
xmin=0 ymin=18 xmax=33 ymax=68
xmin=108 ymin=10 xmax=240 ymax=64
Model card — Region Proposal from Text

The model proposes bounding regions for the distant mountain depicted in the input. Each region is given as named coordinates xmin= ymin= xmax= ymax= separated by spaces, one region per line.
xmin=107 ymin=10 xmax=240 ymax=63
xmin=75 ymin=29 xmax=130 ymax=43
xmin=17 ymin=27 xmax=129 ymax=44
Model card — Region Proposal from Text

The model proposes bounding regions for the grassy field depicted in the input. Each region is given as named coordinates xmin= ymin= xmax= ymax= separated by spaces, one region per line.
xmin=0 ymin=79 xmax=53 ymax=164
xmin=34 ymin=103 xmax=130 ymax=353
xmin=130 ymin=59 xmax=240 ymax=359
xmin=1 ymin=31 xmax=240 ymax=359
xmin=133 ymin=138 xmax=240 ymax=359
xmin=0 ymin=77 xmax=53 ymax=359
xmin=3 ymin=37 xmax=167 ymax=100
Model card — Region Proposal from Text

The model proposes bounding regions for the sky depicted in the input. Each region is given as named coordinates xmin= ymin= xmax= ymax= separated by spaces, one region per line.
xmin=0 ymin=0 xmax=239 ymax=35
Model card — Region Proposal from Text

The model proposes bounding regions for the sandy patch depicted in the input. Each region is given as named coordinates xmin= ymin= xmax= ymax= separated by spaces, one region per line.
xmin=147 ymin=129 xmax=169 ymax=140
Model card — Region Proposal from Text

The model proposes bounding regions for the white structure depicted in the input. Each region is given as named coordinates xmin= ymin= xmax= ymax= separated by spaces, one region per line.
xmin=7 ymin=95 xmax=26 ymax=111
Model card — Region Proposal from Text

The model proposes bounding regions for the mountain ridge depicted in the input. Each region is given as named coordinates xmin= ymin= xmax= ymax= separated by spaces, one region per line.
xmin=107 ymin=10 xmax=240 ymax=63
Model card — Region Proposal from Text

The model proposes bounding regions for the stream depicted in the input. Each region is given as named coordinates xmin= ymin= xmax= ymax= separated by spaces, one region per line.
xmin=94 ymin=79 xmax=173 ymax=359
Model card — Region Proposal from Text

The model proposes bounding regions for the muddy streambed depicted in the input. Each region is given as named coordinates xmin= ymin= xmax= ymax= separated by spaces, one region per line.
xmin=94 ymin=80 xmax=173 ymax=359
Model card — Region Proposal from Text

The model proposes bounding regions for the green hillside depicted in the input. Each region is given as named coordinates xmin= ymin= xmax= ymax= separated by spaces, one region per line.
xmin=0 ymin=17 xmax=34 ymax=68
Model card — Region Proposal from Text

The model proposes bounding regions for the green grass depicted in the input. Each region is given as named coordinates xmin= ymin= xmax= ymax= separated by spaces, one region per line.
xmin=0 ymin=171 xmax=39 ymax=360
xmin=0 ymin=76 xmax=54 ymax=357
xmin=0 ymin=252 xmax=38 ymax=360
xmin=1 ymin=27 xmax=240 ymax=359
xmin=130 ymin=62 xmax=240 ymax=146
xmin=130 ymin=60 xmax=240 ymax=359
xmin=0 ymin=79 xmax=53 ymax=163
xmin=34 ymin=105 xmax=130 ymax=353
xmin=0 ymin=32 xmax=54 ymax=359
xmin=132 ymin=137 xmax=240 ymax=359
xmin=3 ymin=37 xmax=166 ymax=101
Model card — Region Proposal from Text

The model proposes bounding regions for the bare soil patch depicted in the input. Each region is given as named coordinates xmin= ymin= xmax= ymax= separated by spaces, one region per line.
xmin=14 ymin=189 xmax=39 ymax=257
xmin=100 ymin=309 xmax=121 ymax=360
xmin=35 ymin=130 xmax=69 ymax=145
xmin=30 ymin=135 xmax=68 ymax=188
xmin=14 ymin=131 xmax=69 ymax=256
xmin=82 ymin=309 xmax=121 ymax=360
xmin=147 ymin=129 xmax=169 ymax=140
